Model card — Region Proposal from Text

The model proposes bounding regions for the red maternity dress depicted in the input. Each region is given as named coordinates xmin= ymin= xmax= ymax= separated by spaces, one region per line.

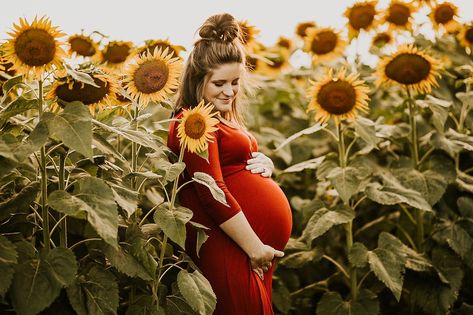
xmin=167 ymin=109 xmax=292 ymax=315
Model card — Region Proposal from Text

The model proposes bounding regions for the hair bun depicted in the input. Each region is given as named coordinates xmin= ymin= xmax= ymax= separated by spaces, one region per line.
xmin=199 ymin=13 xmax=240 ymax=43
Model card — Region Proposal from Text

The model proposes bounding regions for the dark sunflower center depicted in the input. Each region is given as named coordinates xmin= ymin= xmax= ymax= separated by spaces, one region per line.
xmin=349 ymin=5 xmax=376 ymax=30
xmin=465 ymin=27 xmax=473 ymax=44
xmin=385 ymin=53 xmax=431 ymax=85
xmin=55 ymin=77 xmax=109 ymax=105
xmin=373 ymin=33 xmax=391 ymax=47
xmin=277 ymin=38 xmax=291 ymax=49
xmin=311 ymin=31 xmax=338 ymax=55
xmin=69 ymin=37 xmax=96 ymax=57
xmin=434 ymin=5 xmax=454 ymax=24
xmin=133 ymin=60 xmax=169 ymax=94
xmin=296 ymin=22 xmax=315 ymax=38
xmin=387 ymin=3 xmax=410 ymax=26
xmin=268 ymin=55 xmax=285 ymax=69
xmin=15 ymin=29 xmax=56 ymax=67
xmin=103 ymin=43 xmax=131 ymax=64
xmin=184 ymin=114 xmax=206 ymax=139
xmin=317 ymin=80 xmax=356 ymax=115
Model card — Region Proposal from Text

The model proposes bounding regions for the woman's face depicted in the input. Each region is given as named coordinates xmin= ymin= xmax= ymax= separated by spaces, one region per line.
xmin=203 ymin=62 xmax=243 ymax=113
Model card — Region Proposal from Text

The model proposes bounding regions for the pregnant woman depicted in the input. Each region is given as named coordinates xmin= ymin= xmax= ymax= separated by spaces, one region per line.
xmin=167 ymin=13 xmax=292 ymax=314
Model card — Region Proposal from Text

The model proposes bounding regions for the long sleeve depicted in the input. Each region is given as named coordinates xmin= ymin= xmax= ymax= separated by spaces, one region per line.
xmin=180 ymin=128 xmax=242 ymax=225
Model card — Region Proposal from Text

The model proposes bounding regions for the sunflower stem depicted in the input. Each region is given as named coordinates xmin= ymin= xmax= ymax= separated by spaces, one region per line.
xmin=59 ymin=153 xmax=67 ymax=247
xmin=406 ymin=87 xmax=424 ymax=251
xmin=38 ymin=79 xmax=50 ymax=253
xmin=131 ymin=104 xmax=140 ymax=189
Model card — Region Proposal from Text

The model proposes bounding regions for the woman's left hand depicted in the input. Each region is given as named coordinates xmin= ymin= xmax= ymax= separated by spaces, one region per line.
xmin=246 ymin=152 xmax=274 ymax=178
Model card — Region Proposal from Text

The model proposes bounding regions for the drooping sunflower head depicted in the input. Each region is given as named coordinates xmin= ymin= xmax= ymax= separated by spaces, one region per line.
xmin=344 ymin=1 xmax=379 ymax=40
xmin=383 ymin=1 xmax=417 ymax=31
xmin=137 ymin=39 xmax=185 ymax=59
xmin=67 ymin=34 xmax=99 ymax=58
xmin=238 ymin=20 xmax=261 ymax=53
xmin=123 ymin=47 xmax=183 ymax=107
xmin=47 ymin=67 xmax=119 ymax=115
xmin=177 ymin=100 xmax=220 ymax=154
xmin=457 ymin=23 xmax=473 ymax=50
xmin=303 ymin=27 xmax=347 ymax=64
xmin=429 ymin=2 xmax=460 ymax=33
xmin=376 ymin=44 xmax=442 ymax=94
xmin=97 ymin=41 xmax=134 ymax=71
xmin=295 ymin=21 xmax=317 ymax=39
xmin=3 ymin=16 xmax=66 ymax=79
xmin=255 ymin=49 xmax=291 ymax=77
xmin=306 ymin=68 xmax=370 ymax=125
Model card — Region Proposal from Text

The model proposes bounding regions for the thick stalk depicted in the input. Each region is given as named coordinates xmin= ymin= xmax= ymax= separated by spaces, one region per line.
xmin=406 ymin=88 xmax=423 ymax=250
xmin=337 ymin=124 xmax=357 ymax=300
xmin=38 ymin=80 xmax=50 ymax=252
xmin=131 ymin=105 xmax=139 ymax=189
xmin=59 ymin=154 xmax=67 ymax=247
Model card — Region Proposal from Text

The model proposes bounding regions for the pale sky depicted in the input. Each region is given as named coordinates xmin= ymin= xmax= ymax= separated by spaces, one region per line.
xmin=1 ymin=0 xmax=473 ymax=65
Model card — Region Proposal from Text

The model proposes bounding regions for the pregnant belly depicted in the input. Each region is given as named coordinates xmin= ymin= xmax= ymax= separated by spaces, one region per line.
xmin=224 ymin=170 xmax=292 ymax=250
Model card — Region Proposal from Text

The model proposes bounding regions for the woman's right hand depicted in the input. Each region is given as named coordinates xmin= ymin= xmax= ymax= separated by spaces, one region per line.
xmin=249 ymin=244 xmax=284 ymax=279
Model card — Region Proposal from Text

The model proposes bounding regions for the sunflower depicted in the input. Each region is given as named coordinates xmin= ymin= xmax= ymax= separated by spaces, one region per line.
xmin=376 ymin=44 xmax=442 ymax=94
xmin=295 ymin=21 xmax=317 ymax=39
xmin=238 ymin=20 xmax=261 ymax=53
xmin=457 ymin=23 xmax=473 ymax=50
xmin=303 ymin=27 xmax=347 ymax=64
xmin=177 ymin=101 xmax=219 ymax=154
xmin=429 ymin=2 xmax=460 ymax=33
xmin=67 ymin=34 xmax=99 ymax=58
xmin=276 ymin=36 xmax=294 ymax=52
xmin=123 ymin=47 xmax=183 ymax=107
xmin=410 ymin=0 xmax=437 ymax=8
xmin=3 ymin=16 xmax=66 ymax=79
xmin=256 ymin=49 xmax=291 ymax=77
xmin=47 ymin=67 xmax=119 ymax=115
xmin=372 ymin=31 xmax=394 ymax=48
xmin=137 ymin=39 xmax=185 ymax=58
xmin=344 ymin=1 xmax=378 ymax=40
xmin=306 ymin=68 xmax=370 ymax=125
xmin=97 ymin=41 xmax=134 ymax=71
xmin=0 ymin=59 xmax=17 ymax=96
xmin=383 ymin=1 xmax=417 ymax=32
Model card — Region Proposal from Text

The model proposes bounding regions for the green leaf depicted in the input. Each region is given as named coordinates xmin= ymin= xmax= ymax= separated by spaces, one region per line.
xmin=327 ymin=167 xmax=362 ymax=204
xmin=316 ymin=156 xmax=338 ymax=181
xmin=349 ymin=242 xmax=369 ymax=268
xmin=192 ymin=172 xmax=229 ymax=206
xmin=108 ymin=181 xmax=138 ymax=218
xmin=154 ymin=203 xmax=193 ymax=249
xmin=301 ymin=205 xmax=355 ymax=245
xmin=283 ymin=156 xmax=325 ymax=173
xmin=67 ymin=265 xmax=119 ymax=315
xmin=0 ymin=236 xmax=18 ymax=297
xmin=103 ymin=244 xmax=155 ymax=281
xmin=166 ymin=161 xmax=186 ymax=182
xmin=365 ymin=171 xmax=432 ymax=211
xmin=354 ymin=116 xmax=380 ymax=149
xmin=48 ymin=177 xmax=118 ymax=248
xmin=177 ymin=270 xmax=217 ymax=315
xmin=275 ymin=123 xmax=325 ymax=151
xmin=2 ymin=74 xmax=24 ymax=95
xmin=273 ymin=284 xmax=292 ymax=314
xmin=316 ymin=289 xmax=379 ymax=315
xmin=457 ymin=197 xmax=473 ymax=217
xmin=0 ymin=96 xmax=38 ymax=120
xmin=417 ymin=95 xmax=451 ymax=132
xmin=126 ymin=295 xmax=163 ymax=315
xmin=432 ymin=219 xmax=473 ymax=269
xmin=0 ymin=181 xmax=40 ymax=221
xmin=367 ymin=248 xmax=404 ymax=301
xmin=47 ymin=102 xmax=93 ymax=158
xmin=188 ymin=221 xmax=210 ymax=258
xmin=11 ymin=244 xmax=77 ymax=315
xmin=279 ymin=249 xmax=322 ymax=268
xmin=65 ymin=64 xmax=100 ymax=88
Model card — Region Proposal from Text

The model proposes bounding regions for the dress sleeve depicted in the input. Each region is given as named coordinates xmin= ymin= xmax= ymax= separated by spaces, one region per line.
xmin=181 ymin=128 xmax=242 ymax=225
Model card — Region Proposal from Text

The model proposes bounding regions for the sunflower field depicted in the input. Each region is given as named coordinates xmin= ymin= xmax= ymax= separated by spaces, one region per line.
xmin=1 ymin=1 xmax=473 ymax=314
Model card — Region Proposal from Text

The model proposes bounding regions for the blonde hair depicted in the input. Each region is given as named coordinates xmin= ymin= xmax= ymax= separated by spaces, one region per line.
xmin=174 ymin=13 xmax=250 ymax=127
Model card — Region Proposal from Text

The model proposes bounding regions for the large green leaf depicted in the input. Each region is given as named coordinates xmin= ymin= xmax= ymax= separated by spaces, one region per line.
xmin=126 ymin=295 xmax=163 ymax=315
xmin=165 ymin=161 xmax=186 ymax=182
xmin=11 ymin=242 xmax=77 ymax=315
xmin=0 ymin=235 xmax=18 ymax=297
xmin=48 ymin=177 xmax=118 ymax=248
xmin=279 ymin=249 xmax=322 ymax=268
xmin=354 ymin=116 xmax=380 ymax=149
xmin=67 ymin=265 xmax=119 ymax=315
xmin=103 ymin=243 xmax=155 ymax=281
xmin=283 ymin=156 xmax=325 ymax=173
xmin=365 ymin=171 xmax=432 ymax=211
xmin=300 ymin=205 xmax=355 ymax=245
xmin=349 ymin=242 xmax=369 ymax=268
xmin=327 ymin=167 xmax=362 ymax=204
xmin=192 ymin=172 xmax=228 ymax=206
xmin=275 ymin=123 xmax=325 ymax=151
xmin=0 ymin=96 xmax=38 ymax=120
xmin=2 ymin=74 xmax=24 ymax=95
xmin=432 ymin=219 xmax=473 ymax=269
xmin=107 ymin=181 xmax=138 ymax=218
xmin=177 ymin=270 xmax=216 ymax=315
xmin=0 ymin=181 xmax=40 ymax=221
xmin=316 ymin=289 xmax=379 ymax=315
xmin=367 ymin=248 xmax=404 ymax=301
xmin=154 ymin=203 xmax=193 ymax=249
xmin=46 ymin=102 xmax=93 ymax=158
xmin=416 ymin=95 xmax=451 ymax=132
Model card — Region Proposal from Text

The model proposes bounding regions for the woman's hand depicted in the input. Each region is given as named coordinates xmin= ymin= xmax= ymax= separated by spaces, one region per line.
xmin=246 ymin=152 xmax=274 ymax=178
xmin=249 ymin=244 xmax=284 ymax=280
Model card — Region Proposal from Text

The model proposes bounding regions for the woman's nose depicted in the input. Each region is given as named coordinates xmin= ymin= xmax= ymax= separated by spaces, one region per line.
xmin=222 ymin=85 xmax=234 ymax=96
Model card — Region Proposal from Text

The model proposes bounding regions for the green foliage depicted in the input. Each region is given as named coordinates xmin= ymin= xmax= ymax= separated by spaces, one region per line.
xmin=316 ymin=289 xmax=379 ymax=315
xmin=154 ymin=203 xmax=193 ymax=249
xmin=177 ymin=270 xmax=216 ymax=315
